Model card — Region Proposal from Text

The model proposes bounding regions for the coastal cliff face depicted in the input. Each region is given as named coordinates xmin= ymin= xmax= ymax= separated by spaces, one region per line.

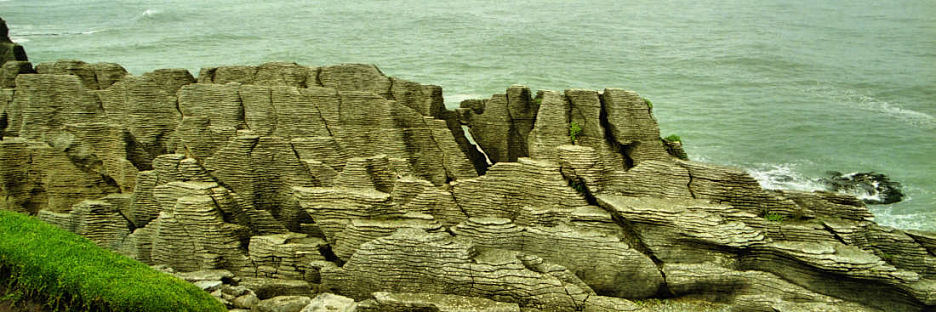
xmin=0 ymin=60 xmax=934 ymax=312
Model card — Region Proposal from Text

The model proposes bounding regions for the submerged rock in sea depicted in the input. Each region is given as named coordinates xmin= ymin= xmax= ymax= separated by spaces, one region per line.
xmin=820 ymin=171 xmax=905 ymax=204
xmin=0 ymin=59 xmax=933 ymax=311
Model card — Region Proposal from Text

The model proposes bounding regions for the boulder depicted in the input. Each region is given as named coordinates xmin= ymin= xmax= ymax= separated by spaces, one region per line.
xmin=820 ymin=171 xmax=904 ymax=204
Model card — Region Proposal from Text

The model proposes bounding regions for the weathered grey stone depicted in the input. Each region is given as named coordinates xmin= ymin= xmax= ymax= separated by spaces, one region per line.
xmin=452 ymin=158 xmax=589 ymax=219
xmin=34 ymin=60 xmax=128 ymax=90
xmin=665 ymin=263 xmax=879 ymax=312
xmin=234 ymin=292 xmax=261 ymax=310
xmin=0 ymin=60 xmax=33 ymax=88
xmin=174 ymin=269 xmax=235 ymax=283
xmin=247 ymin=233 xmax=327 ymax=281
xmin=240 ymin=277 xmax=313 ymax=300
xmin=194 ymin=280 xmax=224 ymax=292
xmin=2 ymin=61 xmax=933 ymax=312
xmin=596 ymin=195 xmax=767 ymax=266
xmin=599 ymin=88 xmax=669 ymax=165
xmin=323 ymin=228 xmax=593 ymax=310
xmin=368 ymin=292 xmax=520 ymax=312
xmin=318 ymin=64 xmax=390 ymax=98
xmin=458 ymin=86 xmax=537 ymax=163
xmin=452 ymin=217 xmax=662 ymax=298
xmin=301 ymin=293 xmax=357 ymax=312
xmin=254 ymin=296 xmax=313 ymax=312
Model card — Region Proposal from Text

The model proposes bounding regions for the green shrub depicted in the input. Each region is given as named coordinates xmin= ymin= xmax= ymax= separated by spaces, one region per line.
xmin=664 ymin=134 xmax=681 ymax=143
xmin=0 ymin=210 xmax=226 ymax=312
xmin=569 ymin=121 xmax=583 ymax=143
xmin=644 ymin=98 xmax=653 ymax=109
xmin=764 ymin=212 xmax=785 ymax=222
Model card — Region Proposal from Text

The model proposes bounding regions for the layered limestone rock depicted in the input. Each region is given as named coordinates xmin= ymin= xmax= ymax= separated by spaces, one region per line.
xmin=597 ymin=194 xmax=936 ymax=311
xmin=320 ymin=228 xmax=598 ymax=310
xmin=451 ymin=217 xmax=662 ymax=298
xmin=1 ymin=59 xmax=934 ymax=311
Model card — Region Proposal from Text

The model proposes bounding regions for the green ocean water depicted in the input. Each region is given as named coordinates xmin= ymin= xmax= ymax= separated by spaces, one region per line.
xmin=2 ymin=0 xmax=934 ymax=230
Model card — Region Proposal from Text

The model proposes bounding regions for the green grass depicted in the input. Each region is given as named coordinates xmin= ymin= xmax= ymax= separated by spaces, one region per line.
xmin=569 ymin=121 xmax=583 ymax=143
xmin=644 ymin=98 xmax=653 ymax=109
xmin=0 ymin=210 xmax=226 ymax=312
xmin=664 ymin=134 xmax=681 ymax=143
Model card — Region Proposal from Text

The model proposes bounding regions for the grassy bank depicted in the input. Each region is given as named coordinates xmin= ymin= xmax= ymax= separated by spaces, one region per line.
xmin=0 ymin=210 xmax=226 ymax=312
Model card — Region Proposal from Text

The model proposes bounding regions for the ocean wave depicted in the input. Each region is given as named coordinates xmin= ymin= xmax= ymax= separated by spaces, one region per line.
xmin=804 ymin=84 xmax=935 ymax=129
xmin=139 ymin=9 xmax=161 ymax=19
xmin=868 ymin=206 xmax=935 ymax=231
xmin=9 ymin=36 xmax=28 ymax=43
xmin=745 ymin=163 xmax=824 ymax=192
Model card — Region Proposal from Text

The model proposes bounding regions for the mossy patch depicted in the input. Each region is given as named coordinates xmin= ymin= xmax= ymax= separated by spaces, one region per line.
xmin=0 ymin=210 xmax=226 ymax=312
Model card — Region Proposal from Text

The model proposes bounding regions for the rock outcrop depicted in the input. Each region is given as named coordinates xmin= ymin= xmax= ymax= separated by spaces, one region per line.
xmin=0 ymin=17 xmax=28 ymax=68
xmin=1 ymin=58 xmax=933 ymax=311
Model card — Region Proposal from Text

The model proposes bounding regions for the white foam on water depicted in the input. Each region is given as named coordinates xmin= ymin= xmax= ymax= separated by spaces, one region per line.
xmin=9 ymin=36 xmax=28 ymax=43
xmin=832 ymin=172 xmax=893 ymax=204
xmin=869 ymin=205 xmax=935 ymax=231
xmin=745 ymin=163 xmax=824 ymax=192
xmin=804 ymin=84 xmax=935 ymax=129
xmin=136 ymin=9 xmax=161 ymax=20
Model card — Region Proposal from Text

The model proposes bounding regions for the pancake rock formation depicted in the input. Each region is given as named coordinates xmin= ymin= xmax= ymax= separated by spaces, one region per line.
xmin=0 ymin=57 xmax=934 ymax=312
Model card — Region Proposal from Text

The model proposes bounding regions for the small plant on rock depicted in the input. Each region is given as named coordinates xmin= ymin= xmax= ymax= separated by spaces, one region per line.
xmin=664 ymin=134 xmax=681 ymax=143
xmin=570 ymin=180 xmax=587 ymax=195
xmin=765 ymin=212 xmax=785 ymax=222
xmin=644 ymin=98 xmax=653 ymax=109
xmin=569 ymin=121 xmax=583 ymax=143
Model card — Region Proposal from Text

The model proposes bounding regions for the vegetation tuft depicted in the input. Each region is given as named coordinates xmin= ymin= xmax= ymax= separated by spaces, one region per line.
xmin=764 ymin=212 xmax=785 ymax=222
xmin=569 ymin=121 xmax=583 ymax=143
xmin=664 ymin=134 xmax=681 ymax=143
xmin=0 ymin=210 xmax=226 ymax=312
xmin=570 ymin=180 xmax=588 ymax=195
xmin=644 ymin=98 xmax=653 ymax=109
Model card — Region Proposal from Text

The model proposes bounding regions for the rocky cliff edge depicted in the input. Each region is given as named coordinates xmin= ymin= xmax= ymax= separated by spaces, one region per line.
xmin=0 ymin=60 xmax=934 ymax=312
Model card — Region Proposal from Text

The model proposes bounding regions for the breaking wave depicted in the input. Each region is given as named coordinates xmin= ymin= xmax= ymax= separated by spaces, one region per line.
xmin=745 ymin=163 xmax=824 ymax=192
xmin=804 ymin=84 xmax=935 ymax=129
xmin=138 ymin=9 xmax=161 ymax=19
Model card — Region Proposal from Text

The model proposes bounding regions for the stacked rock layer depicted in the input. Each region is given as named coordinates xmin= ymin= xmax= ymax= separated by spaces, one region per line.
xmin=0 ymin=60 xmax=933 ymax=312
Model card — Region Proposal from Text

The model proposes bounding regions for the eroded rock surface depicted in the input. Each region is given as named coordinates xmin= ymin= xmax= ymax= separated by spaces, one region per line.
xmin=1 ymin=60 xmax=933 ymax=311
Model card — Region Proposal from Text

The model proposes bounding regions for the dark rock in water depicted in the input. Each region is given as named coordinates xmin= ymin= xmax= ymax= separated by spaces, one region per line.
xmin=819 ymin=171 xmax=904 ymax=204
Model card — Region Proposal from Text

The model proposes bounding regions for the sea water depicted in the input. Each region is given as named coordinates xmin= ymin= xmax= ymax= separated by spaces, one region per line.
xmin=2 ymin=0 xmax=934 ymax=230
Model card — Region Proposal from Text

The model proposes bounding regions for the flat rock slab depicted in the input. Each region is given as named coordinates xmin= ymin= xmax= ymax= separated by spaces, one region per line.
xmin=255 ymin=296 xmax=313 ymax=312
xmin=240 ymin=277 xmax=312 ymax=300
